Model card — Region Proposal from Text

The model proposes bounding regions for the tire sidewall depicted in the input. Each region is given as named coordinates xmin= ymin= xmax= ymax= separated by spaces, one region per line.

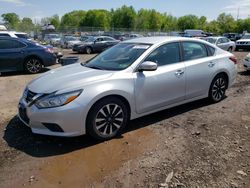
xmin=24 ymin=58 xmax=42 ymax=74
xmin=209 ymin=74 xmax=228 ymax=103
xmin=86 ymin=97 xmax=129 ymax=140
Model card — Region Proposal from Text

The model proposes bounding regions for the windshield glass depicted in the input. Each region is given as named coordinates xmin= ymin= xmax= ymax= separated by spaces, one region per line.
xmin=242 ymin=35 xmax=250 ymax=39
xmin=84 ymin=43 xmax=151 ymax=71
xmin=85 ymin=37 xmax=95 ymax=42
xmin=205 ymin=38 xmax=217 ymax=44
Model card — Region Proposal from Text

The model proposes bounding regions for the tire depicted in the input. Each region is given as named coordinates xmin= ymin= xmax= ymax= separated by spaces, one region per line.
xmin=86 ymin=97 xmax=129 ymax=140
xmin=85 ymin=46 xmax=92 ymax=54
xmin=208 ymin=74 xmax=228 ymax=103
xmin=24 ymin=57 xmax=43 ymax=74
xmin=228 ymin=47 xmax=233 ymax=52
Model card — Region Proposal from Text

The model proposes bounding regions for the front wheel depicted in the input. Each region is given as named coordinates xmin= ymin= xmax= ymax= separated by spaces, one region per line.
xmin=24 ymin=57 xmax=43 ymax=74
xmin=85 ymin=47 xmax=92 ymax=54
xmin=86 ymin=97 xmax=129 ymax=140
xmin=209 ymin=75 xmax=228 ymax=103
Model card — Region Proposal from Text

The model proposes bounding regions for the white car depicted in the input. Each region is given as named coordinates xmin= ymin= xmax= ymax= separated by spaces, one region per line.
xmin=243 ymin=53 xmax=250 ymax=70
xmin=18 ymin=37 xmax=237 ymax=140
xmin=0 ymin=31 xmax=29 ymax=39
xmin=235 ymin=33 xmax=250 ymax=51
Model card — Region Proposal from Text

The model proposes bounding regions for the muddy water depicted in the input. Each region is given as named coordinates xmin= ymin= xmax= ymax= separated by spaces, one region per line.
xmin=28 ymin=128 xmax=156 ymax=188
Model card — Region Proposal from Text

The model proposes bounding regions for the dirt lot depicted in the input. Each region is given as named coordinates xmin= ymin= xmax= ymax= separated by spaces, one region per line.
xmin=0 ymin=50 xmax=250 ymax=188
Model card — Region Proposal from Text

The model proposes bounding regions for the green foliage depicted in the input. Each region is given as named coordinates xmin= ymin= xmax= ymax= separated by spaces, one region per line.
xmin=1 ymin=13 xmax=20 ymax=29
xmin=2 ymin=5 xmax=250 ymax=35
xmin=18 ymin=17 xmax=34 ymax=32
xmin=80 ymin=10 xmax=111 ymax=29
xmin=177 ymin=15 xmax=199 ymax=30
xmin=112 ymin=5 xmax=136 ymax=29
xmin=60 ymin=10 xmax=86 ymax=29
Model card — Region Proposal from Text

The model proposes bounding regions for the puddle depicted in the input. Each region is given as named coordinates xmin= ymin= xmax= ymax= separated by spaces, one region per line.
xmin=30 ymin=128 xmax=156 ymax=187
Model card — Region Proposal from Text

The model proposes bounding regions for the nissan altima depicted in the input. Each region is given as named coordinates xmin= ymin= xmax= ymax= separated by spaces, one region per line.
xmin=18 ymin=37 xmax=237 ymax=140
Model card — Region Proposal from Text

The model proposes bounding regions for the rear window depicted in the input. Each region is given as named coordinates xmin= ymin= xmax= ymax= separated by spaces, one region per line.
xmin=0 ymin=33 xmax=10 ymax=37
xmin=207 ymin=45 xmax=216 ymax=56
xmin=15 ymin=34 xmax=28 ymax=39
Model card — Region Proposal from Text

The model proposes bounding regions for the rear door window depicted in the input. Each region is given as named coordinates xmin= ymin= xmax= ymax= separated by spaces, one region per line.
xmin=0 ymin=39 xmax=26 ymax=49
xmin=0 ymin=33 xmax=11 ymax=37
xmin=182 ymin=42 xmax=208 ymax=61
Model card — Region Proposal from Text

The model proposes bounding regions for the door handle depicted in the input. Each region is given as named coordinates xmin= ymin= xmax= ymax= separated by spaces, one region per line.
xmin=175 ymin=70 xmax=184 ymax=77
xmin=208 ymin=62 xmax=215 ymax=67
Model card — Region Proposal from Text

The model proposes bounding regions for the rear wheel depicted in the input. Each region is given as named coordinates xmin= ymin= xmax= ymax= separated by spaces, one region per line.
xmin=86 ymin=97 xmax=129 ymax=140
xmin=24 ymin=57 xmax=43 ymax=74
xmin=85 ymin=47 xmax=92 ymax=54
xmin=209 ymin=74 xmax=228 ymax=103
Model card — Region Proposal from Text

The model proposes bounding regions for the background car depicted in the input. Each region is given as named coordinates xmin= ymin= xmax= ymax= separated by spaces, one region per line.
xmin=223 ymin=33 xmax=242 ymax=41
xmin=0 ymin=31 xmax=29 ymax=39
xmin=44 ymin=34 xmax=61 ymax=46
xmin=0 ymin=37 xmax=57 ymax=74
xmin=204 ymin=37 xmax=235 ymax=52
xmin=60 ymin=35 xmax=80 ymax=48
xmin=235 ymin=33 xmax=250 ymax=51
xmin=19 ymin=37 xmax=237 ymax=140
xmin=73 ymin=36 xmax=119 ymax=54
xmin=243 ymin=53 xmax=250 ymax=71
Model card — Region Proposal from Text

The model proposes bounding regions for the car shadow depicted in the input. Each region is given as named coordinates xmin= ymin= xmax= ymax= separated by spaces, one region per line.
xmin=238 ymin=70 xmax=250 ymax=76
xmin=3 ymin=98 xmax=212 ymax=158
xmin=0 ymin=68 xmax=51 ymax=77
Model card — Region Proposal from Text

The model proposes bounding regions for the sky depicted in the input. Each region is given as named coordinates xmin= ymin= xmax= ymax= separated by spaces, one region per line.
xmin=0 ymin=0 xmax=250 ymax=22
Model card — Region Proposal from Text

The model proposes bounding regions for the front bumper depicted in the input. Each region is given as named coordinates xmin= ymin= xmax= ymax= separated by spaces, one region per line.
xmin=243 ymin=58 xmax=250 ymax=70
xmin=18 ymin=95 xmax=87 ymax=137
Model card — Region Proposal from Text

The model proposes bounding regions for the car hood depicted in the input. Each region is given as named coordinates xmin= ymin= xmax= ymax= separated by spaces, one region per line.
xmin=28 ymin=63 xmax=114 ymax=94
xmin=68 ymin=40 xmax=81 ymax=44
xmin=237 ymin=39 xmax=250 ymax=42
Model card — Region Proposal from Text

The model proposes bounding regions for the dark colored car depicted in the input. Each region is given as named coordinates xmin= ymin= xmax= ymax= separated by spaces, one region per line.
xmin=73 ymin=36 xmax=119 ymax=54
xmin=223 ymin=33 xmax=242 ymax=41
xmin=0 ymin=37 xmax=57 ymax=74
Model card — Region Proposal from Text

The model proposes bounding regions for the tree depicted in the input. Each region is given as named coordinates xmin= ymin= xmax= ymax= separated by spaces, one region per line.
xmin=177 ymin=15 xmax=199 ymax=31
xmin=216 ymin=13 xmax=236 ymax=34
xmin=80 ymin=10 xmax=111 ymax=30
xmin=18 ymin=17 xmax=34 ymax=32
xmin=161 ymin=14 xmax=178 ymax=31
xmin=198 ymin=16 xmax=207 ymax=30
xmin=148 ymin=9 xmax=162 ymax=31
xmin=112 ymin=5 xmax=136 ymax=29
xmin=50 ymin=15 xmax=60 ymax=29
xmin=1 ymin=13 xmax=20 ymax=29
xmin=60 ymin=10 xmax=86 ymax=29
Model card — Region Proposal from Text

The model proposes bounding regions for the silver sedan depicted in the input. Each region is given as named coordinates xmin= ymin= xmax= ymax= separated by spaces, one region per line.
xmin=205 ymin=37 xmax=236 ymax=52
xmin=18 ymin=37 xmax=237 ymax=140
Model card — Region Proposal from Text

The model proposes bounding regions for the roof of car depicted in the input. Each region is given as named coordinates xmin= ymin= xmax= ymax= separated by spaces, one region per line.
xmin=0 ymin=31 xmax=27 ymax=34
xmin=122 ymin=36 xmax=204 ymax=45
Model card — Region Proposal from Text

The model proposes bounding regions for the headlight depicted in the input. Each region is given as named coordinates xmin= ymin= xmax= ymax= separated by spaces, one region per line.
xmin=35 ymin=89 xmax=82 ymax=109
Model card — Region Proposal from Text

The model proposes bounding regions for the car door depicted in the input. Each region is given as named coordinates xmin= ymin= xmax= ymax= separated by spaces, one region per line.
xmin=217 ymin=38 xmax=229 ymax=50
xmin=0 ymin=39 xmax=26 ymax=72
xmin=182 ymin=41 xmax=217 ymax=99
xmin=94 ymin=37 xmax=105 ymax=52
xmin=134 ymin=42 xmax=186 ymax=114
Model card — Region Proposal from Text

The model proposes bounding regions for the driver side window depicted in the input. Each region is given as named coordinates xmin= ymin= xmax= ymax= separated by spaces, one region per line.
xmin=144 ymin=42 xmax=180 ymax=66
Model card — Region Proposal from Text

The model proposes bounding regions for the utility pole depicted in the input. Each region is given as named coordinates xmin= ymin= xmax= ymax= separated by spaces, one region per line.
xmin=236 ymin=7 xmax=240 ymax=20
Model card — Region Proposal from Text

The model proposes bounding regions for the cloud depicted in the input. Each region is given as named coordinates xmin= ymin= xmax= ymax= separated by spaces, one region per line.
xmin=0 ymin=0 xmax=31 ymax=7
xmin=222 ymin=0 xmax=250 ymax=19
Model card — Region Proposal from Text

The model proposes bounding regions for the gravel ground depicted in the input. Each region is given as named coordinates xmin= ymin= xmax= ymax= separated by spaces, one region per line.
xmin=0 ymin=50 xmax=249 ymax=188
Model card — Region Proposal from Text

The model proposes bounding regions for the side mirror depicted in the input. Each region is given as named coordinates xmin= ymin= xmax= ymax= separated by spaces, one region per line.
xmin=138 ymin=61 xmax=157 ymax=72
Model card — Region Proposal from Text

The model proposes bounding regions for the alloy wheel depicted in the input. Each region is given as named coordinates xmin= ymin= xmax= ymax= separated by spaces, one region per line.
xmin=94 ymin=103 xmax=124 ymax=136
xmin=211 ymin=77 xmax=226 ymax=101
xmin=26 ymin=58 xmax=42 ymax=73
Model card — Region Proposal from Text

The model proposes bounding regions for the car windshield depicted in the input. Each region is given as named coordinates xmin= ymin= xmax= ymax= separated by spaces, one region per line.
xmin=241 ymin=35 xmax=250 ymax=39
xmin=205 ymin=38 xmax=217 ymax=44
xmin=83 ymin=43 xmax=151 ymax=71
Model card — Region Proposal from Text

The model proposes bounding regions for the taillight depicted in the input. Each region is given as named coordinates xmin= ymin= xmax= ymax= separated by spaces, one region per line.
xmin=229 ymin=56 xmax=237 ymax=64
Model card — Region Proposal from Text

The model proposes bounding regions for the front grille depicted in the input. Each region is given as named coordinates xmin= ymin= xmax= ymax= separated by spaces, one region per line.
xmin=26 ymin=90 xmax=37 ymax=103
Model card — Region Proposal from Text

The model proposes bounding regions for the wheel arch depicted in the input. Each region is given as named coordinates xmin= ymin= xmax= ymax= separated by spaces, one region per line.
xmin=24 ymin=55 xmax=44 ymax=66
